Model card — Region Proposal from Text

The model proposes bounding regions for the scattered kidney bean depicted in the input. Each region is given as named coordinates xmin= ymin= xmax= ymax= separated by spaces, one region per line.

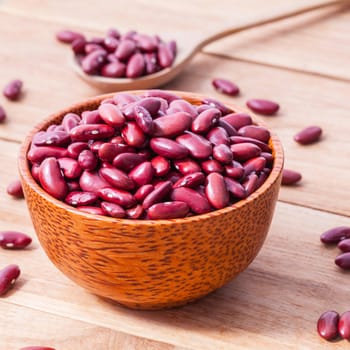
xmin=337 ymin=239 xmax=350 ymax=252
xmin=56 ymin=29 xmax=84 ymax=43
xmin=6 ymin=179 xmax=24 ymax=198
xmin=0 ymin=105 xmax=6 ymax=123
xmin=320 ymin=226 xmax=350 ymax=244
xmin=317 ymin=310 xmax=339 ymax=341
xmin=3 ymin=79 xmax=23 ymax=100
xmin=0 ymin=264 xmax=20 ymax=295
xmin=0 ymin=231 xmax=32 ymax=249
xmin=339 ymin=311 xmax=350 ymax=339
xmin=246 ymin=99 xmax=279 ymax=116
xmin=335 ymin=252 xmax=350 ymax=270
xmin=281 ymin=169 xmax=302 ymax=185
xmin=212 ymin=78 xmax=240 ymax=96
xmin=294 ymin=126 xmax=322 ymax=145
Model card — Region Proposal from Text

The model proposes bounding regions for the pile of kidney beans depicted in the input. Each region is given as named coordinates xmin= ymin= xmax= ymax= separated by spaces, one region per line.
xmin=26 ymin=90 xmax=274 ymax=220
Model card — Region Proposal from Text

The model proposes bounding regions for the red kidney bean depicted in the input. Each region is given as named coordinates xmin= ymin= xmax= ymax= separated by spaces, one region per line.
xmin=212 ymin=78 xmax=239 ymax=96
xmin=320 ymin=226 xmax=350 ymax=244
xmin=70 ymin=124 xmax=115 ymax=141
xmin=261 ymin=152 xmax=273 ymax=167
xmin=78 ymin=150 xmax=98 ymax=170
xmin=79 ymin=170 xmax=110 ymax=193
xmin=150 ymin=138 xmax=188 ymax=159
xmin=157 ymin=43 xmax=174 ymax=68
xmin=0 ymin=105 xmax=6 ymax=123
xmin=103 ymin=36 xmax=119 ymax=52
xmin=113 ymin=92 xmax=140 ymax=107
xmin=6 ymin=179 xmax=24 ymax=198
xmin=113 ymin=152 xmax=145 ymax=171
xmin=101 ymin=61 xmax=126 ymax=78
xmin=3 ymin=79 xmax=23 ymax=100
xmin=173 ymin=157 xmax=201 ymax=175
xmin=101 ymin=98 xmax=116 ymax=104
xmin=62 ymin=113 xmax=81 ymax=132
xmin=217 ymin=119 xmax=238 ymax=137
xmin=126 ymin=53 xmax=145 ymax=78
xmin=143 ymin=90 xmax=180 ymax=103
xmin=115 ymin=39 xmax=136 ymax=61
xmin=294 ymin=126 xmax=322 ymax=145
xmin=134 ymin=184 xmax=154 ymax=202
xmin=282 ymin=169 xmax=302 ymax=185
xmin=225 ymin=161 xmax=244 ymax=179
xmin=144 ymin=52 xmax=159 ymax=74
xmin=0 ymin=264 xmax=20 ymax=295
xmin=98 ymin=143 xmax=129 ymax=162
xmin=27 ymin=146 xmax=68 ymax=163
xmin=39 ymin=157 xmax=68 ymax=200
xmin=84 ymin=43 xmax=104 ymax=54
xmin=213 ymin=144 xmax=233 ymax=164
xmin=192 ymin=108 xmax=220 ymax=134
xmin=65 ymin=191 xmax=98 ymax=206
xmin=148 ymin=201 xmax=189 ymax=220
xmin=201 ymin=97 xmax=232 ymax=115
xmin=135 ymin=34 xmax=158 ymax=52
xmin=19 ymin=347 xmax=56 ymax=350
xmin=176 ymin=132 xmax=212 ymax=159
xmin=132 ymin=105 xmax=153 ymax=135
xmin=77 ymin=206 xmax=104 ymax=215
xmin=206 ymin=126 xmax=230 ymax=146
xmin=338 ymin=239 xmax=350 ymax=252
xmin=242 ymin=173 xmax=259 ymax=196
xmin=31 ymin=163 xmax=40 ymax=182
xmin=99 ymin=166 xmax=134 ymax=190
xmin=153 ymin=112 xmax=192 ymax=138
xmin=142 ymin=181 xmax=172 ymax=209
xmin=168 ymin=40 xmax=177 ymax=56
xmin=230 ymin=143 xmax=261 ymax=162
xmin=71 ymin=37 xmax=87 ymax=54
xmin=126 ymin=204 xmax=144 ymax=219
xmin=56 ymin=30 xmax=84 ymax=43
xmin=335 ymin=252 xmax=350 ymax=270
xmin=101 ymin=201 xmax=126 ymax=218
xmin=81 ymin=49 xmax=107 ymax=74
xmin=171 ymin=187 xmax=211 ymax=214
xmin=238 ymin=125 xmax=270 ymax=143
xmin=168 ymin=99 xmax=198 ymax=119
xmin=67 ymin=142 xmax=88 ymax=159
xmin=151 ymin=155 xmax=170 ymax=176
xmin=247 ymin=99 xmax=279 ymax=115
xmin=135 ymin=97 xmax=161 ymax=117
xmin=0 ymin=231 xmax=31 ymax=249
xmin=32 ymin=130 xmax=70 ymax=147
xmin=173 ymin=172 xmax=205 ymax=189
xmin=230 ymin=136 xmax=271 ymax=153
xmin=57 ymin=157 xmax=82 ymax=178
xmin=81 ymin=110 xmax=103 ymax=125
xmin=222 ymin=113 xmax=252 ymax=129
xmin=107 ymin=28 xmax=120 ymax=39
xmin=243 ymin=156 xmax=266 ymax=175
xmin=317 ymin=310 xmax=339 ymax=341
xmin=201 ymin=159 xmax=224 ymax=174
xmin=339 ymin=311 xmax=350 ymax=339
xmin=98 ymin=187 xmax=136 ymax=208
xmin=129 ymin=161 xmax=154 ymax=187
xmin=224 ymin=177 xmax=247 ymax=199
xmin=98 ymin=103 xmax=125 ymax=127
xmin=121 ymin=122 xmax=147 ymax=147
xmin=205 ymin=173 xmax=229 ymax=209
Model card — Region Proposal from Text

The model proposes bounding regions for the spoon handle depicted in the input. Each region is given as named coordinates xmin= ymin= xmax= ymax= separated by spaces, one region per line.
xmin=194 ymin=0 xmax=349 ymax=51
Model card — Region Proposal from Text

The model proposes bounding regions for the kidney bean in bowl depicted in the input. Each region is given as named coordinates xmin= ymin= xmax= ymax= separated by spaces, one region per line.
xmin=18 ymin=90 xmax=283 ymax=310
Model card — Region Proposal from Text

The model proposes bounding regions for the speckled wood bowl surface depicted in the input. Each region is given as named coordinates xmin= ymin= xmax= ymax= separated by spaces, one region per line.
xmin=18 ymin=90 xmax=284 ymax=310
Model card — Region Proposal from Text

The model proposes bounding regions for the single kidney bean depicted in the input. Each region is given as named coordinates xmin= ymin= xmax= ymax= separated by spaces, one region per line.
xmin=246 ymin=99 xmax=279 ymax=115
xmin=65 ymin=191 xmax=98 ymax=206
xmin=19 ymin=347 xmax=56 ymax=350
xmin=261 ymin=152 xmax=273 ymax=166
xmin=222 ymin=112 xmax=252 ymax=129
xmin=243 ymin=156 xmax=266 ymax=176
xmin=70 ymin=124 xmax=115 ymax=141
xmin=167 ymin=99 xmax=198 ymax=119
xmin=191 ymin=108 xmax=220 ymax=134
xmin=101 ymin=201 xmax=126 ymax=218
xmin=339 ymin=311 xmax=350 ymax=339
xmin=173 ymin=172 xmax=205 ymax=189
xmin=129 ymin=161 xmax=154 ymax=187
xmin=115 ymin=39 xmax=136 ymax=61
xmin=98 ymin=187 xmax=136 ymax=208
xmin=176 ymin=132 xmax=212 ymax=159
xmin=225 ymin=161 xmax=245 ymax=179
xmin=150 ymin=138 xmax=188 ymax=159
xmin=6 ymin=179 xmax=24 ymax=198
xmin=171 ymin=187 xmax=211 ymax=214
xmin=0 ymin=231 xmax=32 ymax=249
xmin=134 ymin=105 xmax=154 ymax=134
xmin=31 ymin=163 xmax=40 ymax=182
xmin=238 ymin=125 xmax=270 ymax=143
xmin=157 ymin=43 xmax=174 ymax=68
xmin=243 ymin=173 xmax=259 ymax=196
xmin=136 ymin=34 xmax=158 ymax=52
xmin=153 ymin=112 xmax=192 ymax=138
xmin=207 ymin=126 xmax=230 ymax=146
xmin=126 ymin=204 xmax=144 ymax=219
xmin=317 ymin=310 xmax=339 ymax=341
xmin=101 ymin=97 xmax=116 ymax=104
xmin=101 ymin=61 xmax=126 ymax=78
xmin=173 ymin=157 xmax=201 ymax=175
xmin=62 ymin=113 xmax=81 ymax=132
xmin=231 ymin=143 xmax=261 ymax=162
xmin=282 ymin=169 xmax=302 ymax=185
xmin=142 ymin=181 xmax=172 ymax=209
xmin=113 ymin=92 xmax=140 ymax=107
xmin=39 ymin=157 xmax=68 ymax=200
xmin=85 ymin=43 xmax=104 ymax=54
xmin=57 ymin=157 xmax=82 ymax=178
xmin=230 ymin=136 xmax=271 ymax=153
xmin=32 ymin=130 xmax=70 ymax=147
xmin=338 ymin=239 xmax=350 ymax=252
xmin=3 ymin=79 xmax=23 ymax=100
xmin=205 ymin=173 xmax=229 ymax=209
xmin=0 ymin=264 xmax=20 ymax=295
xmin=144 ymin=52 xmax=159 ymax=74
xmin=113 ymin=152 xmax=145 ymax=171
xmin=81 ymin=110 xmax=103 ymax=125
xmin=213 ymin=144 xmax=233 ymax=164
xmin=78 ymin=150 xmax=98 ymax=170
xmin=148 ymin=201 xmax=189 ymax=220
xmin=103 ymin=36 xmax=119 ymax=52
xmin=134 ymin=184 xmax=154 ymax=202
xmin=201 ymin=159 xmax=224 ymax=174
xmin=67 ymin=142 xmax=88 ymax=159
xmin=77 ymin=206 xmax=105 ymax=215
xmin=121 ymin=122 xmax=147 ymax=147
xmin=79 ymin=170 xmax=110 ymax=192
xmin=0 ymin=105 xmax=6 ymax=123
xmin=201 ymin=97 xmax=232 ymax=115
xmin=136 ymin=97 xmax=161 ymax=116
xmin=27 ymin=146 xmax=68 ymax=163
xmin=335 ymin=252 xmax=350 ymax=270
xmin=294 ymin=126 xmax=322 ymax=145
xmin=143 ymin=90 xmax=180 ymax=103
xmin=224 ymin=177 xmax=247 ymax=199
xmin=126 ymin=53 xmax=145 ymax=78
xmin=98 ymin=142 xmax=130 ymax=162
xmin=81 ymin=49 xmax=107 ymax=74
xmin=151 ymin=155 xmax=170 ymax=176
xmin=320 ymin=226 xmax=350 ymax=244
xmin=168 ymin=40 xmax=177 ymax=56
xmin=98 ymin=103 xmax=125 ymax=127
xmin=99 ymin=166 xmax=134 ymax=190
xmin=71 ymin=37 xmax=87 ymax=54
xmin=56 ymin=29 xmax=84 ymax=43
xmin=212 ymin=78 xmax=239 ymax=96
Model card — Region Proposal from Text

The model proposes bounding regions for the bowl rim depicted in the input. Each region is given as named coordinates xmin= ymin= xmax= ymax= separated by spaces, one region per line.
xmin=18 ymin=90 xmax=284 ymax=226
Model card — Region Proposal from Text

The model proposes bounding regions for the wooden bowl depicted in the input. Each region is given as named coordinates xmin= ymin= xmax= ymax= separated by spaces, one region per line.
xmin=18 ymin=91 xmax=284 ymax=310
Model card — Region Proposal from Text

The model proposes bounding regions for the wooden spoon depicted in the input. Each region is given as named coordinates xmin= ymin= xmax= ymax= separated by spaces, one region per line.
xmin=71 ymin=0 xmax=347 ymax=91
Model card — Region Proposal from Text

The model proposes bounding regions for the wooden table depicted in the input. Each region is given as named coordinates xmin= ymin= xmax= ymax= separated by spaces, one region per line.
xmin=0 ymin=1 xmax=349 ymax=349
